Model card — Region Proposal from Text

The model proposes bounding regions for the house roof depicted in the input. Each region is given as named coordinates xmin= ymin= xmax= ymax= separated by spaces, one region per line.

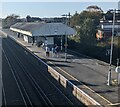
xmin=10 ymin=22 xmax=76 ymax=36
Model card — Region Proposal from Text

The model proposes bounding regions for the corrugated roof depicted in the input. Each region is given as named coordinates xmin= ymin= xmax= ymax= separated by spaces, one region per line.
xmin=10 ymin=22 xmax=76 ymax=36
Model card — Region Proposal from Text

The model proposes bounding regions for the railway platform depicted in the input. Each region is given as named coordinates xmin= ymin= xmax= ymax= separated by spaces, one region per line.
xmin=2 ymin=29 xmax=120 ymax=106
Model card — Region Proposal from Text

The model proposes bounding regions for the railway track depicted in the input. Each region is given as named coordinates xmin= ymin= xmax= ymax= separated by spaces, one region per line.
xmin=3 ymin=42 xmax=53 ymax=106
xmin=2 ymin=37 xmax=80 ymax=106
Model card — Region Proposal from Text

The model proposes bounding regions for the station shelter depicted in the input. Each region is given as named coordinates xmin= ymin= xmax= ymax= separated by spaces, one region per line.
xmin=10 ymin=22 xmax=76 ymax=49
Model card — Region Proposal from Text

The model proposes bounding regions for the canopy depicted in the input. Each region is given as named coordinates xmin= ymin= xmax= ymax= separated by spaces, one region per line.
xmin=10 ymin=22 xmax=76 ymax=37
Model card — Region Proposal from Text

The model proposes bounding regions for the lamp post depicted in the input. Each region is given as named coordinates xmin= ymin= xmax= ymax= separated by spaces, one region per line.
xmin=117 ymin=58 xmax=120 ymax=85
xmin=107 ymin=9 xmax=116 ymax=86
xmin=62 ymin=12 xmax=71 ymax=61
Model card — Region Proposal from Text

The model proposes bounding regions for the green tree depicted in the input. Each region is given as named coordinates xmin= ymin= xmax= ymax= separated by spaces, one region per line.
xmin=70 ymin=11 xmax=80 ymax=28
xmin=105 ymin=9 xmax=120 ymax=20
xmin=86 ymin=5 xmax=103 ymax=13
xmin=70 ymin=5 xmax=103 ymax=44
xmin=79 ymin=18 xmax=96 ymax=45
xmin=2 ymin=14 xmax=20 ymax=28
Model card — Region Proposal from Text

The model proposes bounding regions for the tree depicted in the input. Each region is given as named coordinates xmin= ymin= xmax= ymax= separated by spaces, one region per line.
xmin=69 ymin=5 xmax=103 ymax=45
xmin=105 ymin=10 xmax=120 ymax=20
xmin=86 ymin=5 xmax=103 ymax=13
xmin=2 ymin=14 xmax=20 ymax=28
xmin=105 ymin=10 xmax=113 ymax=20
xmin=79 ymin=8 xmax=103 ymax=44
xmin=26 ymin=15 xmax=31 ymax=22
xmin=26 ymin=15 xmax=42 ymax=22
xmin=79 ymin=18 xmax=96 ymax=45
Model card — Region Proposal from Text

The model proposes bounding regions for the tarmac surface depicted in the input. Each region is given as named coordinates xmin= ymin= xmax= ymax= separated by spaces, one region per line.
xmin=2 ymin=31 xmax=84 ymax=106
xmin=2 ymin=29 xmax=120 ymax=106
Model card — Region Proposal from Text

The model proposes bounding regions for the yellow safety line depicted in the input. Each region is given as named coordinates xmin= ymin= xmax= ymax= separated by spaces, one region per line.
xmin=109 ymin=103 xmax=120 ymax=105
xmin=13 ymin=36 xmax=118 ymax=106
xmin=34 ymin=53 xmax=114 ymax=105
xmin=8 ymin=34 xmax=118 ymax=106
xmin=48 ymin=61 xmax=113 ymax=105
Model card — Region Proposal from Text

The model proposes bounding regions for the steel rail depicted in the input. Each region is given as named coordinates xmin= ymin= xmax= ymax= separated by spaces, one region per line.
xmin=1 ymin=78 xmax=7 ymax=107
xmin=10 ymin=38 xmax=74 ymax=105
xmin=4 ymin=38 xmax=53 ymax=106
xmin=2 ymin=49 xmax=28 ymax=107
xmin=3 ymin=40 xmax=33 ymax=106
xmin=7 ymin=36 xmax=75 ymax=106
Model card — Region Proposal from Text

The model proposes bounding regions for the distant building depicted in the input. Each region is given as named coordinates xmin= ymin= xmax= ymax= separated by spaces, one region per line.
xmin=96 ymin=19 xmax=120 ymax=40
xmin=101 ymin=20 xmax=119 ymax=35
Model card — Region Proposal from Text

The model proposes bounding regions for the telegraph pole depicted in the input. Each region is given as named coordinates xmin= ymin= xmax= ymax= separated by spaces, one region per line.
xmin=62 ymin=12 xmax=71 ymax=62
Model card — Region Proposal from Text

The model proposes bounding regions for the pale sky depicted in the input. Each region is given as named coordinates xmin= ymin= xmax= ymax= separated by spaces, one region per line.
xmin=0 ymin=1 xmax=120 ymax=18
xmin=1 ymin=0 xmax=120 ymax=2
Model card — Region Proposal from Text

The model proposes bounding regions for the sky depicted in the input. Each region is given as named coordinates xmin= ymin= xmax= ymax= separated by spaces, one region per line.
xmin=0 ymin=1 xmax=120 ymax=18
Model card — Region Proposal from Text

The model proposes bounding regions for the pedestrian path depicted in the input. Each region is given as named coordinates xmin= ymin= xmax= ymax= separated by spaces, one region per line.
xmin=3 ymin=29 xmax=120 ymax=105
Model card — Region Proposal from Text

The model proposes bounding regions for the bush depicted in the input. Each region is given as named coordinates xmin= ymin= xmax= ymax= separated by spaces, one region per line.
xmin=68 ymin=39 xmax=120 ymax=65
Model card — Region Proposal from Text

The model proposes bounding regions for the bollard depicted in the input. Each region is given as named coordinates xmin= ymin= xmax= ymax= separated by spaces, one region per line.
xmin=115 ymin=66 xmax=120 ymax=85
xmin=107 ymin=70 xmax=112 ymax=86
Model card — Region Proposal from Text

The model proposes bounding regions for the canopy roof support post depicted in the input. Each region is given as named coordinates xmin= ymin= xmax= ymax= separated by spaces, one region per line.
xmin=32 ymin=36 xmax=35 ymax=45
xmin=61 ymin=35 xmax=63 ymax=52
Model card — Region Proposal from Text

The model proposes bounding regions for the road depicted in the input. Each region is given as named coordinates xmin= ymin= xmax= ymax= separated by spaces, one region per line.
xmin=2 ymin=36 xmax=85 ymax=106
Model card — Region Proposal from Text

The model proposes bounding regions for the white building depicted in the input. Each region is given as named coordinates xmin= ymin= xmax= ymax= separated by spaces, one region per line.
xmin=97 ymin=19 xmax=120 ymax=39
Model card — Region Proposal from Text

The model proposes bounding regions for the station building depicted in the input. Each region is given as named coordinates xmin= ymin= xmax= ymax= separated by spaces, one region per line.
xmin=10 ymin=22 xmax=76 ymax=48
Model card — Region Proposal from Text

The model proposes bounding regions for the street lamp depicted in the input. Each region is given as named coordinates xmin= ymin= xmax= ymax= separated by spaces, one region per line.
xmin=107 ymin=9 xmax=116 ymax=86
xmin=62 ymin=12 xmax=71 ymax=61
xmin=117 ymin=58 xmax=120 ymax=85
xmin=107 ymin=9 xmax=120 ymax=85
